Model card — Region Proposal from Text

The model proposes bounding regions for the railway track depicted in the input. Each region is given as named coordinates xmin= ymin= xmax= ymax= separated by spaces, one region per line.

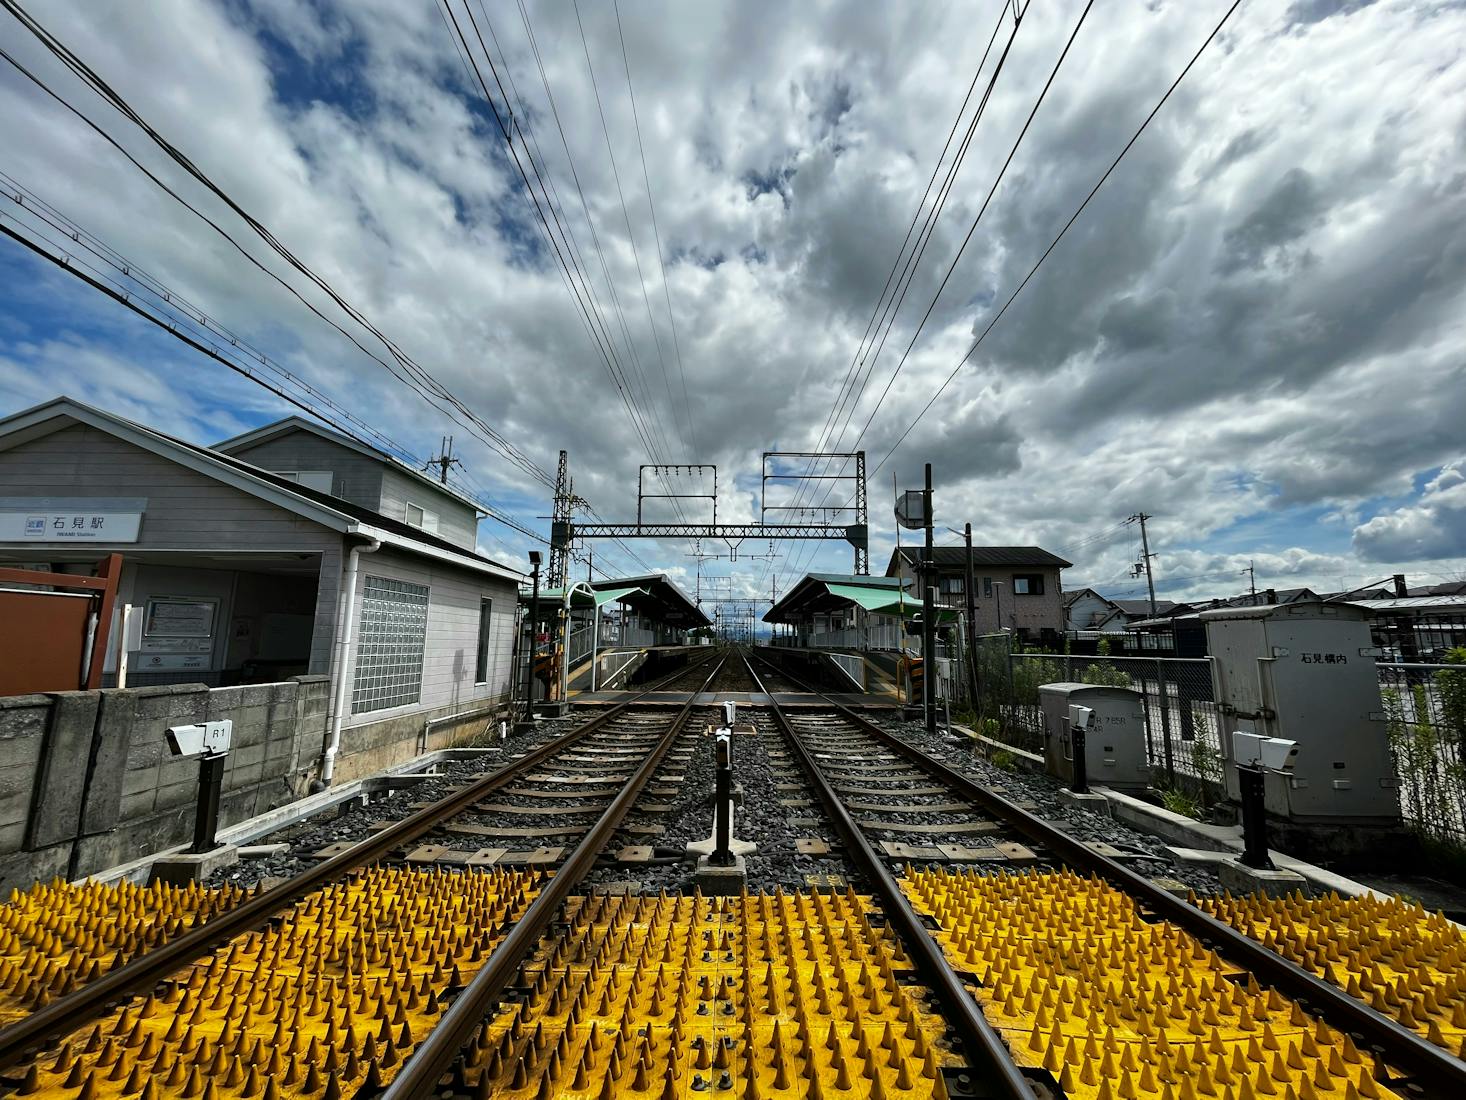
xmin=746 ymin=649 xmax=1466 ymax=1099
xmin=0 ymin=653 xmax=723 ymax=1093
xmin=4 ymin=646 xmax=1464 ymax=1099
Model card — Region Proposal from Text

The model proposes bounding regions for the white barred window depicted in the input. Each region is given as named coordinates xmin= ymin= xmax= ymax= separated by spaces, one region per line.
xmin=351 ymin=575 xmax=430 ymax=713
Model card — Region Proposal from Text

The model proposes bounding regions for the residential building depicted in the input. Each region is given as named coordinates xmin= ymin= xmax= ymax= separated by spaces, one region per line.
xmin=885 ymin=545 xmax=1071 ymax=642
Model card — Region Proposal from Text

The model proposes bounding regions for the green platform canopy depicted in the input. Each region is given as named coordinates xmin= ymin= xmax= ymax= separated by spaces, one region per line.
xmin=764 ymin=573 xmax=959 ymax=624
xmin=520 ymin=585 xmax=646 ymax=608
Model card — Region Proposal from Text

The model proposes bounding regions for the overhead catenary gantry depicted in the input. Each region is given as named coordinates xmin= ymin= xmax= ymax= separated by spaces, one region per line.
xmin=552 ymin=451 xmax=869 ymax=571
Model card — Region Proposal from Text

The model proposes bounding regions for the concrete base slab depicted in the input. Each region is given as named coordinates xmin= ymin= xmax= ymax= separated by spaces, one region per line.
xmin=1165 ymin=846 xmax=1235 ymax=865
xmin=1058 ymin=789 xmax=1111 ymax=815
xmin=694 ymin=853 xmax=747 ymax=896
xmin=1218 ymin=858 xmax=1307 ymax=898
xmin=150 ymin=845 xmax=240 ymax=886
xmin=237 ymin=843 xmax=289 ymax=859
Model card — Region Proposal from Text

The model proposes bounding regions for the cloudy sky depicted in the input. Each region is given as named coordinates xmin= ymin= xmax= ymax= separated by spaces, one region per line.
xmin=2 ymin=0 xmax=1464 ymax=610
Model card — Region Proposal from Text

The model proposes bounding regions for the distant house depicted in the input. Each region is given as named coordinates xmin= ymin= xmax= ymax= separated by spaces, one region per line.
xmin=885 ymin=545 xmax=1071 ymax=641
xmin=1063 ymin=588 xmax=1127 ymax=633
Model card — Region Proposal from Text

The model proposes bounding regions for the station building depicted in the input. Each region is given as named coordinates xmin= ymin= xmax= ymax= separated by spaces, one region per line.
xmin=0 ymin=397 xmax=525 ymax=781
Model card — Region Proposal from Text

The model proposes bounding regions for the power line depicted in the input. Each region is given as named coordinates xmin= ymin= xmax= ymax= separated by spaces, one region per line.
xmin=439 ymin=0 xmax=674 ymax=471
xmin=1 ymin=0 xmax=561 ymax=491
xmin=571 ymin=0 xmax=687 ymax=464
xmin=1 ymin=1 xmax=662 ymax=577
xmin=613 ymin=0 xmax=695 ymax=449
xmin=871 ymin=0 xmax=1245 ymax=475
xmin=760 ymin=1 xmax=1022 ymax=595
xmin=850 ymin=0 xmax=1094 ymax=463
xmin=778 ymin=0 xmax=1245 ymax=594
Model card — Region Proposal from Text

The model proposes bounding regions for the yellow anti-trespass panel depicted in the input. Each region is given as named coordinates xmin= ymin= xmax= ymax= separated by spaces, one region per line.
xmin=905 ymin=867 xmax=1409 ymax=1100
xmin=1201 ymin=889 xmax=1466 ymax=1057
xmin=9 ymin=867 xmax=540 ymax=1098
xmin=0 ymin=878 xmax=247 ymax=1026
xmin=463 ymin=888 xmax=963 ymax=1098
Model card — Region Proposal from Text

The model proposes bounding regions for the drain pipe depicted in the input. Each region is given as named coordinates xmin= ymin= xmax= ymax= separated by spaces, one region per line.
xmin=319 ymin=536 xmax=380 ymax=788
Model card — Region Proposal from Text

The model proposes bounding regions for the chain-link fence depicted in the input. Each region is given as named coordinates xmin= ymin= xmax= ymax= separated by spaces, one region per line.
xmin=1379 ymin=660 xmax=1466 ymax=851
xmin=970 ymin=638 xmax=1466 ymax=849
xmin=975 ymin=648 xmax=1223 ymax=795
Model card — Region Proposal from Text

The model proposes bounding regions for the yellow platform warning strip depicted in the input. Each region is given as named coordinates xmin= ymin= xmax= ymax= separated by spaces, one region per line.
xmin=904 ymin=867 xmax=1410 ymax=1100
xmin=462 ymin=888 xmax=963 ymax=1098
xmin=9 ymin=867 xmax=539 ymax=1098
xmin=1200 ymin=889 xmax=1466 ymax=1057
xmin=0 ymin=878 xmax=247 ymax=1026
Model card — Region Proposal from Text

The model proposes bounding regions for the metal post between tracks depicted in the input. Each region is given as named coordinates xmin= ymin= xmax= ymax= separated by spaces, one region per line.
xmin=743 ymin=653 xmax=1035 ymax=1100
xmin=381 ymin=656 xmax=728 ymax=1100
xmin=0 ymin=650 xmax=720 ymax=1071
xmin=747 ymin=651 xmax=1466 ymax=1099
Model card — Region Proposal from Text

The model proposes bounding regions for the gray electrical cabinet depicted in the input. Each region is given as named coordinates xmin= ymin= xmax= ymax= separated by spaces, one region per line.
xmin=1202 ymin=601 xmax=1400 ymax=823
xmin=1037 ymin=683 xmax=1149 ymax=792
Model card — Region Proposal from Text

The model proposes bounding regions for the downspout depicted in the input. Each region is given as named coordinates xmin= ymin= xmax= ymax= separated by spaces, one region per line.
xmin=319 ymin=536 xmax=381 ymax=787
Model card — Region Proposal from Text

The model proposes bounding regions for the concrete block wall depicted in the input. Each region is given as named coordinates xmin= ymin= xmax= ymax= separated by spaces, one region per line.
xmin=332 ymin=689 xmax=511 ymax=783
xmin=0 ymin=676 xmax=329 ymax=891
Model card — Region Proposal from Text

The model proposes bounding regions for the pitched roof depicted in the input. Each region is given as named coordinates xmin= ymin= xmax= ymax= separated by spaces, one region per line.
xmin=0 ymin=397 xmax=523 ymax=582
xmin=214 ymin=415 xmax=486 ymax=516
xmin=1112 ymin=599 xmax=1186 ymax=617
xmin=886 ymin=545 xmax=1072 ymax=574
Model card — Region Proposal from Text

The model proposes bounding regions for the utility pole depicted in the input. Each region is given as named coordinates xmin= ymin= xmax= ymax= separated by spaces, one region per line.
xmin=922 ymin=463 xmax=936 ymax=733
xmin=1245 ymin=560 xmax=1257 ymax=604
xmin=1129 ymin=512 xmax=1158 ymax=618
xmin=425 ymin=436 xmax=463 ymax=484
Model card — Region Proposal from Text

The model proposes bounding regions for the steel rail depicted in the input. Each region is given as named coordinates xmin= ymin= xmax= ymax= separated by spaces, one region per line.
xmin=749 ymin=649 xmax=1466 ymax=1098
xmin=0 ymin=649 xmax=718 ymax=1068
xmin=742 ymin=653 xmax=1037 ymax=1100
xmin=382 ymin=655 xmax=728 ymax=1099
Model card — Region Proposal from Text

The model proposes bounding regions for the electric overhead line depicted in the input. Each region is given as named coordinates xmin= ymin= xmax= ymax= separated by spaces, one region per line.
xmin=778 ymin=0 xmax=1244 ymax=593
xmin=613 ymin=0 xmax=695 ymax=447
xmin=572 ymin=0 xmax=687 ymax=465
xmin=446 ymin=0 xmax=690 ymax=536
xmin=870 ymin=0 xmax=1246 ymax=475
xmin=760 ymin=1 xmax=1023 ymax=596
xmin=503 ymin=0 xmax=675 ymax=472
xmin=438 ymin=0 xmax=676 ymax=475
xmin=771 ymin=0 xmax=1038 ymax=595
xmin=2 ymin=0 xmax=655 ymax=576
xmin=0 ymin=0 xmax=558 ymax=491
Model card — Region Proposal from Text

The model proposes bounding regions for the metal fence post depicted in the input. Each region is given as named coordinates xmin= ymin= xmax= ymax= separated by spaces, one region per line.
xmin=1156 ymin=657 xmax=1175 ymax=784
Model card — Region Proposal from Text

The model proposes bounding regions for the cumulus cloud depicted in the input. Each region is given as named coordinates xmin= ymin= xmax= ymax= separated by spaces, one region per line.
xmin=1353 ymin=463 xmax=1466 ymax=563
xmin=0 ymin=0 xmax=1463 ymax=601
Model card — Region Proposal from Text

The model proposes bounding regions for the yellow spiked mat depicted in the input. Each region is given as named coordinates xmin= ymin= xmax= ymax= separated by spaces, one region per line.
xmin=463 ymin=888 xmax=963 ymax=1098
xmin=1200 ymin=890 xmax=1466 ymax=1057
xmin=7 ymin=867 xmax=540 ymax=1098
xmin=905 ymin=868 xmax=1409 ymax=1100
xmin=0 ymin=879 xmax=247 ymax=1026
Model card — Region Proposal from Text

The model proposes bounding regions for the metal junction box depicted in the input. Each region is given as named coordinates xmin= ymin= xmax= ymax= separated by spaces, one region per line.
xmin=1037 ymin=683 xmax=1149 ymax=792
xmin=1202 ymin=601 xmax=1400 ymax=823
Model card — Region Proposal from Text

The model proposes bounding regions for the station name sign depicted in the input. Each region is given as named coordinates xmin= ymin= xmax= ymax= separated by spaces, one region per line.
xmin=0 ymin=498 xmax=144 ymax=543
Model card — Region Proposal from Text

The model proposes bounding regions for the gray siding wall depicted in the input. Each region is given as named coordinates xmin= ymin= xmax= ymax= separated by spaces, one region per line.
xmin=378 ymin=467 xmax=478 ymax=550
xmin=0 ymin=424 xmax=346 ymax=554
xmin=220 ymin=432 xmax=385 ymax=511
xmin=0 ymin=424 xmax=345 ymax=677
xmin=342 ymin=547 xmax=517 ymax=723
